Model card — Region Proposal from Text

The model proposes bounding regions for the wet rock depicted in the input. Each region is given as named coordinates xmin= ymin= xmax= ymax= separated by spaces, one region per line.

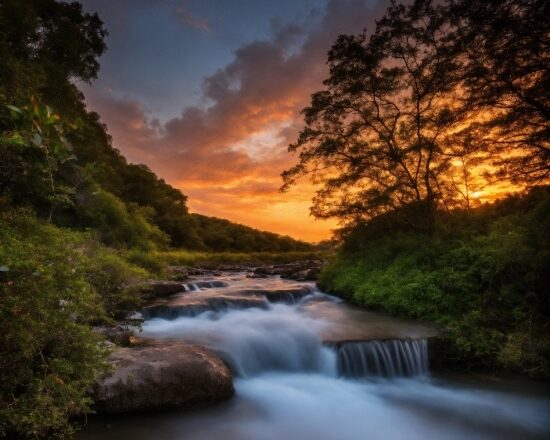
xmin=94 ymin=340 xmax=234 ymax=413
xmin=136 ymin=280 xmax=185 ymax=299
xmin=167 ymin=266 xmax=189 ymax=281
xmin=142 ymin=296 xmax=269 ymax=319
xmin=93 ymin=325 xmax=135 ymax=346
xmin=251 ymin=260 xmax=324 ymax=281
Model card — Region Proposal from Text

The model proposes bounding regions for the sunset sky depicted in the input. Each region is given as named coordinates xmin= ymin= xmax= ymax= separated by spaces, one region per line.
xmin=78 ymin=0 xmax=389 ymax=242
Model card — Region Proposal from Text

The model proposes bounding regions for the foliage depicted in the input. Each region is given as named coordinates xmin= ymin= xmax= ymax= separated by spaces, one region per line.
xmin=155 ymin=250 xmax=330 ymax=268
xmin=77 ymin=186 xmax=169 ymax=251
xmin=189 ymin=214 xmax=313 ymax=252
xmin=283 ymin=0 xmax=461 ymax=228
xmin=0 ymin=211 xmax=109 ymax=439
xmin=283 ymin=0 xmax=549 ymax=229
xmin=82 ymin=247 xmax=150 ymax=319
xmin=320 ymin=187 xmax=550 ymax=379
xmin=447 ymin=0 xmax=550 ymax=183
xmin=0 ymin=98 xmax=78 ymax=221
xmin=0 ymin=0 xmax=313 ymax=253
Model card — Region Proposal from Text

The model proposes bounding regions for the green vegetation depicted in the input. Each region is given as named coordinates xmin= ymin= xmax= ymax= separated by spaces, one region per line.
xmin=320 ymin=187 xmax=550 ymax=379
xmin=155 ymin=249 xmax=329 ymax=268
xmin=286 ymin=0 xmax=549 ymax=380
xmin=0 ymin=1 xmax=315 ymax=437
xmin=0 ymin=211 xmax=105 ymax=438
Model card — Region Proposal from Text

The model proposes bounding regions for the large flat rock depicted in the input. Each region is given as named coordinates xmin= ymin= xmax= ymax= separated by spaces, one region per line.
xmin=299 ymin=299 xmax=439 ymax=343
xmin=94 ymin=340 xmax=234 ymax=414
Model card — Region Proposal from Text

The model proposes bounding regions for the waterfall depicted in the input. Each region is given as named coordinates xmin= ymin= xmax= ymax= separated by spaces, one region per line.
xmin=182 ymin=280 xmax=228 ymax=291
xmin=333 ymin=339 xmax=429 ymax=378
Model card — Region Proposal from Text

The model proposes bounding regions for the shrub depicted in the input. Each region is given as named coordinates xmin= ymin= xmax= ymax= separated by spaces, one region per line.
xmin=320 ymin=187 xmax=550 ymax=379
xmin=0 ymin=210 xmax=108 ymax=438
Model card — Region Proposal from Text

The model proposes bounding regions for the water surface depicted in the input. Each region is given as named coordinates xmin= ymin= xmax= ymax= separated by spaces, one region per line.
xmin=78 ymin=272 xmax=550 ymax=440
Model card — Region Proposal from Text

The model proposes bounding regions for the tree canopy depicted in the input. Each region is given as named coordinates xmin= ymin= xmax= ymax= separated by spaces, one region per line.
xmin=283 ymin=0 xmax=549 ymax=229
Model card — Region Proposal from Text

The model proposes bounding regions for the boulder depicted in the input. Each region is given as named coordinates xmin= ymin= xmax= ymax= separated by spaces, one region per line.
xmin=94 ymin=340 xmax=234 ymax=413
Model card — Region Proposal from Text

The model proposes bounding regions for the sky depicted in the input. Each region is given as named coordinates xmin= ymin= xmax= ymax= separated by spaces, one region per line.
xmin=78 ymin=0 xmax=389 ymax=242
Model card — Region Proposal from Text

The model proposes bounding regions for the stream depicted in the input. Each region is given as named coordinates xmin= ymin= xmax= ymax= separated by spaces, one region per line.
xmin=78 ymin=271 xmax=550 ymax=440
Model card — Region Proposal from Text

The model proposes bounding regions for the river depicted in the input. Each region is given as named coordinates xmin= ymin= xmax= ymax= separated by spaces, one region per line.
xmin=78 ymin=271 xmax=550 ymax=440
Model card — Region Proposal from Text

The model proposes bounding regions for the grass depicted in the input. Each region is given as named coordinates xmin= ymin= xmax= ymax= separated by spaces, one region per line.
xmin=152 ymin=250 xmax=331 ymax=268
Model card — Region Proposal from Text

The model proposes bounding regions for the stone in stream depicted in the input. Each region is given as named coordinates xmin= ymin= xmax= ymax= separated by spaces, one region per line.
xmin=251 ymin=260 xmax=324 ymax=281
xmin=134 ymin=280 xmax=186 ymax=299
xmin=94 ymin=340 xmax=234 ymax=414
xmin=142 ymin=295 xmax=269 ymax=319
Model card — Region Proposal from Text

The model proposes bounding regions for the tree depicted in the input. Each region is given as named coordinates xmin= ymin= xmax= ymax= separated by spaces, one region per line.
xmin=0 ymin=0 xmax=107 ymax=107
xmin=446 ymin=0 xmax=550 ymax=183
xmin=0 ymin=98 xmax=78 ymax=221
xmin=283 ymin=0 xmax=550 ymax=229
xmin=283 ymin=1 xmax=470 ymax=230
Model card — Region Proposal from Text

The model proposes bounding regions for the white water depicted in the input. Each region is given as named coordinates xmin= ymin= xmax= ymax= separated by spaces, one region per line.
xmin=79 ymin=273 xmax=550 ymax=440
xmin=143 ymin=304 xmax=337 ymax=377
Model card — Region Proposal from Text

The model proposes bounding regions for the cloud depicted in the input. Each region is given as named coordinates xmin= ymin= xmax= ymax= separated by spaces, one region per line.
xmin=83 ymin=0 xmax=388 ymax=240
xmin=175 ymin=5 xmax=212 ymax=32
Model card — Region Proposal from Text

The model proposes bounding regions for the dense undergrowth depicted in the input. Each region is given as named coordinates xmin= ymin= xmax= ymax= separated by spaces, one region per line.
xmin=320 ymin=187 xmax=550 ymax=380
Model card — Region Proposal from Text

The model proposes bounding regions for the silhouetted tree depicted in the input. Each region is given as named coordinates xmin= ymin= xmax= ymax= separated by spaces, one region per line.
xmin=283 ymin=1 xmax=469 ymax=230
xmin=283 ymin=0 xmax=550 ymax=229
xmin=447 ymin=0 xmax=550 ymax=183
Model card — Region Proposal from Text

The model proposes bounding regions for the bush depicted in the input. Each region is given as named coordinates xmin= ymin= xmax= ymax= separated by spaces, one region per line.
xmin=77 ymin=187 xmax=169 ymax=251
xmin=320 ymin=187 xmax=550 ymax=379
xmin=83 ymin=247 xmax=149 ymax=318
xmin=0 ymin=210 xmax=108 ymax=438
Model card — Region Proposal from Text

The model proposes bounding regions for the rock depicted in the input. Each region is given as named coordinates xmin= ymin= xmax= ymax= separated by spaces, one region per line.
xmin=93 ymin=325 xmax=135 ymax=346
xmin=94 ymin=341 xmax=234 ymax=413
xmin=167 ymin=266 xmax=189 ymax=281
xmin=136 ymin=280 xmax=185 ymax=299
xmin=251 ymin=260 xmax=324 ymax=281
xmin=288 ymin=267 xmax=321 ymax=281
xmin=142 ymin=296 xmax=269 ymax=319
xmin=252 ymin=266 xmax=274 ymax=275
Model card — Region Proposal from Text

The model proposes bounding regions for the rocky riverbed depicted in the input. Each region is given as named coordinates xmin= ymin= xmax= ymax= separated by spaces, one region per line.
xmin=83 ymin=268 xmax=550 ymax=440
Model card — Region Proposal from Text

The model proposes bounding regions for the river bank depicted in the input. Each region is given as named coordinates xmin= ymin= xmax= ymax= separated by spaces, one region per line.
xmin=79 ymin=269 xmax=550 ymax=440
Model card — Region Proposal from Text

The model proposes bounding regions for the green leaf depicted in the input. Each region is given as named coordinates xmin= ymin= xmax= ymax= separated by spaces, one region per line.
xmin=31 ymin=133 xmax=42 ymax=147
xmin=6 ymin=104 xmax=22 ymax=114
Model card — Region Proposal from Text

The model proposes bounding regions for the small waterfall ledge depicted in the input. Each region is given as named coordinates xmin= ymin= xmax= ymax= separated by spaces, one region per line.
xmin=329 ymin=339 xmax=429 ymax=378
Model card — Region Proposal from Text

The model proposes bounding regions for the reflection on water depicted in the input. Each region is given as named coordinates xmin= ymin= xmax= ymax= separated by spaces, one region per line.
xmin=78 ymin=272 xmax=550 ymax=440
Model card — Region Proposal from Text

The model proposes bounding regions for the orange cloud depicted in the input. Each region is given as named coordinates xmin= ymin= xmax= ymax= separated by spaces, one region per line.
xmin=82 ymin=0 xmax=390 ymax=241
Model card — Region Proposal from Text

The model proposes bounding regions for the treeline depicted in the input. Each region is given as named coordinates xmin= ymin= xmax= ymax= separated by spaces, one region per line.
xmin=0 ymin=0 xmax=311 ymax=253
xmin=320 ymin=187 xmax=550 ymax=379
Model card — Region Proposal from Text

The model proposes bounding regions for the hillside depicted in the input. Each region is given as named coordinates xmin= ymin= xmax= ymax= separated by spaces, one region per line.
xmin=0 ymin=0 xmax=310 ymax=253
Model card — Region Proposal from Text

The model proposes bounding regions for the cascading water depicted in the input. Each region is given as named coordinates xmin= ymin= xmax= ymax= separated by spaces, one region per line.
xmin=333 ymin=339 xmax=429 ymax=378
xmin=79 ymin=272 xmax=550 ymax=440
xmin=143 ymin=303 xmax=337 ymax=377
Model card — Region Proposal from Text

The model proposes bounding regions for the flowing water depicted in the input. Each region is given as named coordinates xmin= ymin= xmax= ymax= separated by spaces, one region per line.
xmin=78 ymin=271 xmax=550 ymax=440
